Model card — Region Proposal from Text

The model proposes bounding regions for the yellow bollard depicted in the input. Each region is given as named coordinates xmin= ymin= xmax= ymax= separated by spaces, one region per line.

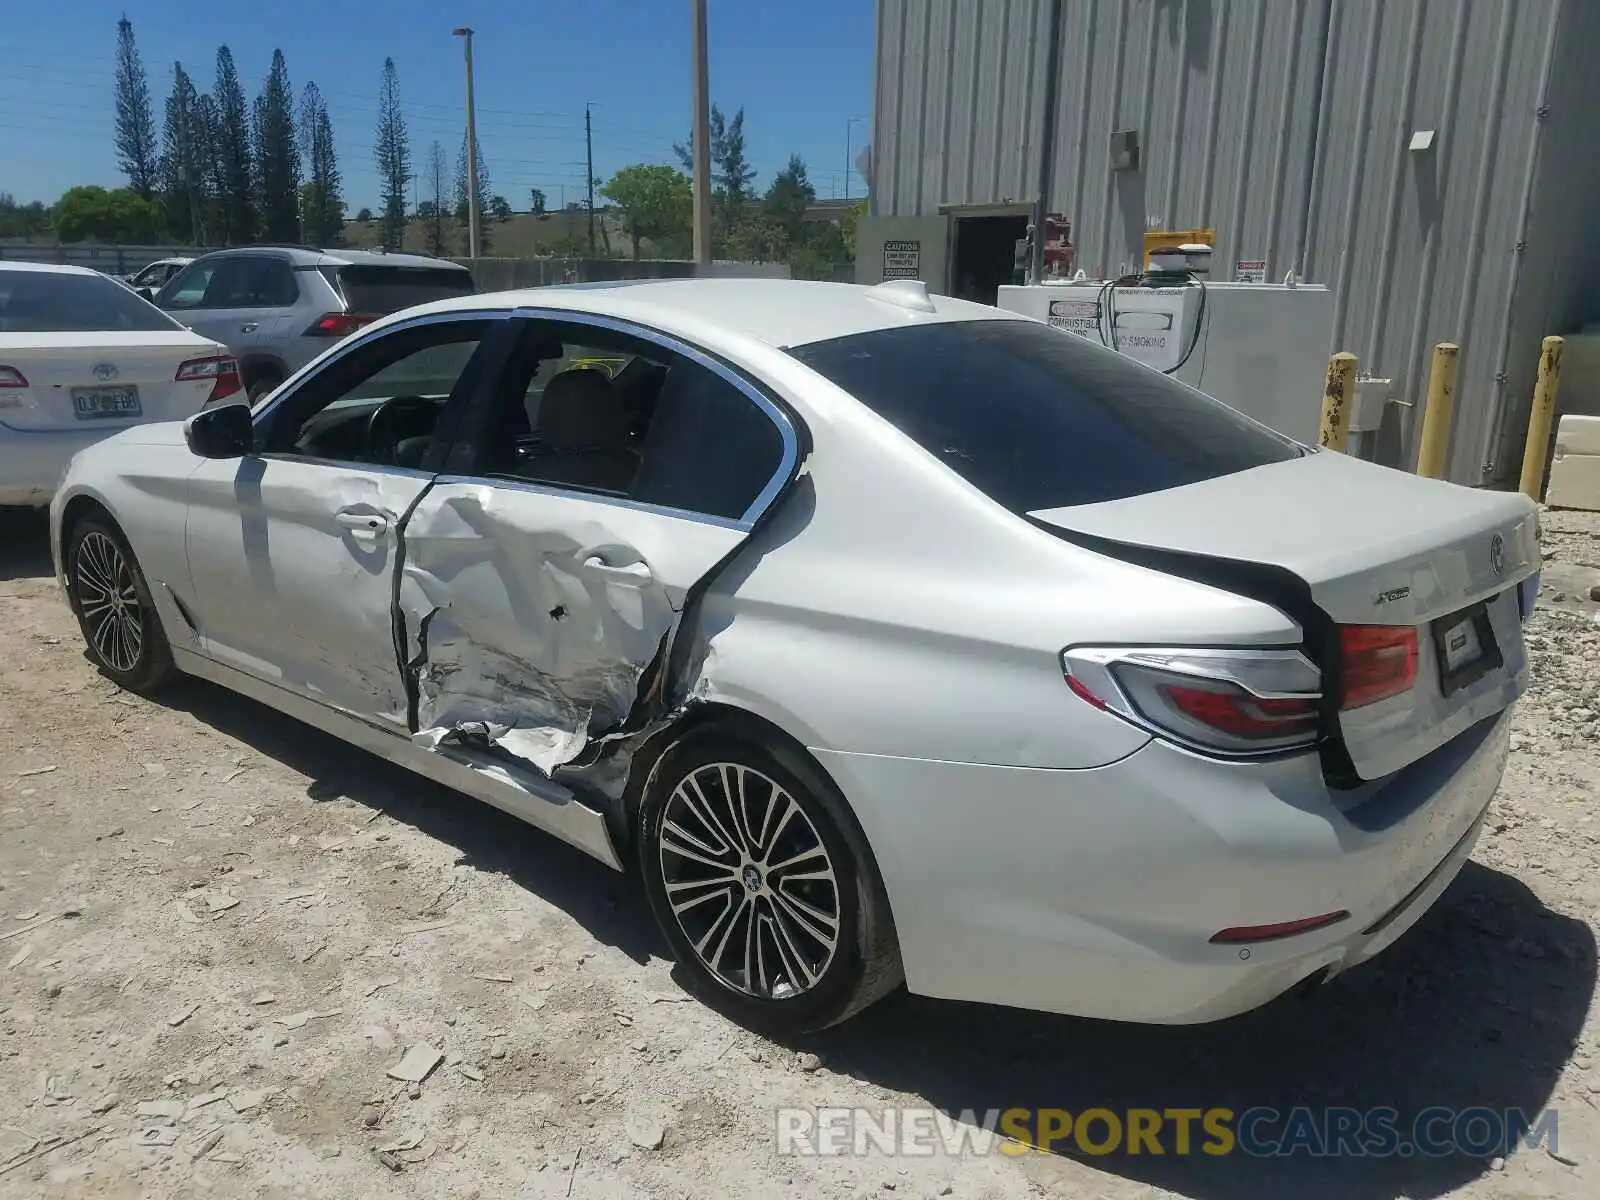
xmin=1318 ymin=352 xmax=1359 ymax=452
xmin=1415 ymin=342 xmax=1460 ymax=479
xmin=1519 ymin=336 xmax=1565 ymax=500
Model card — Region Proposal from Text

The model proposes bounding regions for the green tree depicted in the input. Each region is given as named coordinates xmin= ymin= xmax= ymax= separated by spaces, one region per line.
xmin=487 ymin=194 xmax=512 ymax=222
xmin=252 ymin=50 xmax=300 ymax=242
xmin=675 ymin=103 xmax=755 ymax=244
xmin=0 ymin=193 xmax=52 ymax=239
xmin=529 ymin=188 xmax=546 ymax=217
xmin=762 ymin=154 xmax=815 ymax=245
xmin=355 ymin=207 xmax=373 ymax=223
xmin=602 ymin=165 xmax=691 ymax=260
xmin=53 ymin=185 xmax=161 ymax=242
xmin=212 ymin=46 xmax=255 ymax=242
xmin=157 ymin=63 xmax=207 ymax=242
xmin=424 ymin=140 xmax=448 ymax=257
xmin=113 ymin=15 xmax=158 ymax=199
xmin=192 ymin=92 xmax=225 ymax=242
xmin=373 ymin=57 xmax=410 ymax=251
xmin=298 ymin=82 xmax=343 ymax=246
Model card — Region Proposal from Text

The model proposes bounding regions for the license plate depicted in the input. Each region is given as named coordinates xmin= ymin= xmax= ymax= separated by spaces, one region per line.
xmin=72 ymin=386 xmax=141 ymax=419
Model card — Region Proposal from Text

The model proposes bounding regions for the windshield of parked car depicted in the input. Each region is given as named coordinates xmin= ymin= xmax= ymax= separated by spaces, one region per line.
xmin=325 ymin=265 xmax=475 ymax=314
xmin=787 ymin=318 xmax=1303 ymax=512
xmin=0 ymin=269 xmax=184 ymax=334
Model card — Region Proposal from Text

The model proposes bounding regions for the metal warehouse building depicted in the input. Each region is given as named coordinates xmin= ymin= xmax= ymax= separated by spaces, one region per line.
xmin=861 ymin=0 xmax=1600 ymax=485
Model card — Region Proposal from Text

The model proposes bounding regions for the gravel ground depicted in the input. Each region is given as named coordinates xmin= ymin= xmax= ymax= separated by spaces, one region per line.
xmin=2 ymin=504 xmax=1599 ymax=1200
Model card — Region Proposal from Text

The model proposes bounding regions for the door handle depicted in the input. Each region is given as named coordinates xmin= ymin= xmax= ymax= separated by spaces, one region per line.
xmin=336 ymin=510 xmax=388 ymax=536
xmin=581 ymin=554 xmax=653 ymax=584
xmin=239 ymin=322 xmax=259 ymax=333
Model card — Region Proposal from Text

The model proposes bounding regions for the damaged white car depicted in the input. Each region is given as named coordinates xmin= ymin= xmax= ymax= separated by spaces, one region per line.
xmin=51 ymin=278 xmax=1539 ymax=1033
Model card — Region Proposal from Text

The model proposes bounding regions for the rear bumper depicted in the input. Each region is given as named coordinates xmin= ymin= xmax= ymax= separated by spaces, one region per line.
xmin=815 ymin=706 xmax=1512 ymax=1023
xmin=0 ymin=423 xmax=119 ymax=506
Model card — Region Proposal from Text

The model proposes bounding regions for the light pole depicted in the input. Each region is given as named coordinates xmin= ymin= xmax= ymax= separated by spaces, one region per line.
xmin=452 ymin=26 xmax=480 ymax=258
xmin=844 ymin=116 xmax=866 ymax=201
xmin=690 ymin=0 xmax=712 ymax=265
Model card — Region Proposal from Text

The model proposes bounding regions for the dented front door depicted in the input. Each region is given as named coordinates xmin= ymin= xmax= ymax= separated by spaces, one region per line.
xmin=184 ymin=456 xmax=431 ymax=726
xmin=396 ymin=481 xmax=753 ymax=774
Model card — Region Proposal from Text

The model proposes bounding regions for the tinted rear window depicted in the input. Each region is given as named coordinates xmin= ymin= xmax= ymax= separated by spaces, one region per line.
xmin=788 ymin=319 xmax=1301 ymax=511
xmin=0 ymin=270 xmax=181 ymax=334
xmin=330 ymin=265 xmax=475 ymax=314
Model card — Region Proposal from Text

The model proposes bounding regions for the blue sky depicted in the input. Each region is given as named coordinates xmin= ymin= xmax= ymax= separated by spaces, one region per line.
xmin=0 ymin=0 xmax=875 ymax=210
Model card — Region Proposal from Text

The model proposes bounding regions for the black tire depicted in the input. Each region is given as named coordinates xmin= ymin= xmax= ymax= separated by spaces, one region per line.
xmin=66 ymin=517 xmax=176 ymax=694
xmin=638 ymin=731 xmax=902 ymax=1034
xmin=246 ymin=371 xmax=281 ymax=404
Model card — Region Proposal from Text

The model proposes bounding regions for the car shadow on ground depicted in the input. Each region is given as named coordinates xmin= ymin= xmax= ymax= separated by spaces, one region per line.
xmin=810 ymin=862 xmax=1595 ymax=1200
xmin=155 ymin=674 xmax=663 ymax=968
xmin=0 ymin=507 xmax=53 ymax=581
xmin=154 ymin=673 xmax=1592 ymax=1200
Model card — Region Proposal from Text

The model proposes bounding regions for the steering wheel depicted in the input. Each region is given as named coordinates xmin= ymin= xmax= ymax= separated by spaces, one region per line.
xmin=365 ymin=396 xmax=438 ymax=465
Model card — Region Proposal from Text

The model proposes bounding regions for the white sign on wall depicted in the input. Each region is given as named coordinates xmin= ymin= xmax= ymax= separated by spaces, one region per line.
xmin=882 ymin=239 xmax=921 ymax=280
xmin=1236 ymin=258 xmax=1267 ymax=284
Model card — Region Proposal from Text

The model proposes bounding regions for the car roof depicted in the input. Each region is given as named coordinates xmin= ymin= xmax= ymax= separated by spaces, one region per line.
xmin=0 ymin=260 xmax=106 ymax=278
xmin=395 ymin=277 xmax=1017 ymax=349
xmin=192 ymin=245 xmax=466 ymax=272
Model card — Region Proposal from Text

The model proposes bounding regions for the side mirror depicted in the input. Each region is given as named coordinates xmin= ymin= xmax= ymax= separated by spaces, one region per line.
xmin=184 ymin=403 xmax=253 ymax=459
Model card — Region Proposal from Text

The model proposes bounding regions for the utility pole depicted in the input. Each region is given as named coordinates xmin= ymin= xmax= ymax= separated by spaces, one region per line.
xmin=452 ymin=26 xmax=480 ymax=258
xmin=690 ymin=0 xmax=712 ymax=264
xmin=1029 ymin=0 xmax=1065 ymax=285
xmin=585 ymin=103 xmax=596 ymax=256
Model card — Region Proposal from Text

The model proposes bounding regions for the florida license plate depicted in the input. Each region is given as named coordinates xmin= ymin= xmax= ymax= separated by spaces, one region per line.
xmin=72 ymin=386 xmax=141 ymax=419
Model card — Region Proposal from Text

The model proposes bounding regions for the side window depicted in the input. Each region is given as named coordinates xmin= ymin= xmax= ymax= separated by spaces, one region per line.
xmin=205 ymin=257 xmax=296 ymax=308
xmin=158 ymin=261 xmax=218 ymax=309
xmin=259 ymin=259 xmax=300 ymax=307
xmin=474 ymin=322 xmax=786 ymax=521
xmin=257 ymin=320 xmax=487 ymax=468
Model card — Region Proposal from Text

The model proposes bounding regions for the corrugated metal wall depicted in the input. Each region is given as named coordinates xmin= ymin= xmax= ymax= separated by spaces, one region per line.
xmin=872 ymin=0 xmax=1597 ymax=484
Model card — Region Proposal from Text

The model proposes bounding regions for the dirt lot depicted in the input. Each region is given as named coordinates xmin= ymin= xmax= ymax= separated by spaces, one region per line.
xmin=3 ymin=505 xmax=1600 ymax=1200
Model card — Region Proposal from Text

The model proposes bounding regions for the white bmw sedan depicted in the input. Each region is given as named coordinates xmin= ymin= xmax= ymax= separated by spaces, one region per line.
xmin=1 ymin=261 xmax=240 ymax=507
xmin=49 ymin=278 xmax=1539 ymax=1033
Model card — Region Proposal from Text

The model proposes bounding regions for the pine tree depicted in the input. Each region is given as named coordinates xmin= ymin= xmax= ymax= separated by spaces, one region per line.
xmin=252 ymin=50 xmax=301 ymax=242
xmin=374 ymin=58 xmax=410 ymax=252
xmin=425 ymin=140 xmax=448 ymax=257
xmin=192 ymin=93 xmax=225 ymax=243
xmin=299 ymin=82 xmax=344 ymax=247
xmin=212 ymin=46 xmax=256 ymax=242
xmin=113 ymin=15 xmax=158 ymax=198
xmin=157 ymin=63 xmax=206 ymax=242
xmin=452 ymin=129 xmax=490 ymax=253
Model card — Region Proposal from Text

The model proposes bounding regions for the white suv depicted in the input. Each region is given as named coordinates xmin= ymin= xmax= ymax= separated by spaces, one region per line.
xmin=154 ymin=247 xmax=475 ymax=402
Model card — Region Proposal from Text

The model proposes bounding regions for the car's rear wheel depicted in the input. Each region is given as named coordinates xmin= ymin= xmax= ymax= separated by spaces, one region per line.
xmin=67 ymin=518 xmax=175 ymax=694
xmin=638 ymin=731 xmax=902 ymax=1034
xmin=246 ymin=370 xmax=282 ymax=404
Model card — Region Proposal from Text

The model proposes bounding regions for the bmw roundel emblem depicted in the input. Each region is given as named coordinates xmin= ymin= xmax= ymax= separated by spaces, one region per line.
xmin=1490 ymin=533 xmax=1505 ymax=575
xmin=92 ymin=363 xmax=119 ymax=381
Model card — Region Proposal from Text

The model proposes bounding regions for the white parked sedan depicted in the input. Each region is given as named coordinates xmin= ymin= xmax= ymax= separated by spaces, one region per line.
xmin=49 ymin=278 xmax=1539 ymax=1032
xmin=1 ymin=261 xmax=240 ymax=506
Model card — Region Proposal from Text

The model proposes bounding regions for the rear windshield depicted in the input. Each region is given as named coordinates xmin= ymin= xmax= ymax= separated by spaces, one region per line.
xmin=788 ymin=319 xmax=1302 ymax=512
xmin=0 ymin=270 xmax=181 ymax=334
xmin=328 ymin=265 xmax=475 ymax=314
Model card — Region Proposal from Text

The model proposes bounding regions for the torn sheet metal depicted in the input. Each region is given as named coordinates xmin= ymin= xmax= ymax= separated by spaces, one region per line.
xmin=397 ymin=483 xmax=684 ymax=777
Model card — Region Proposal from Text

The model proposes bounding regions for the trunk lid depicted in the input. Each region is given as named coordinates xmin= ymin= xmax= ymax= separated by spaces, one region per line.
xmin=0 ymin=331 xmax=227 ymax=433
xmin=1030 ymin=450 xmax=1539 ymax=781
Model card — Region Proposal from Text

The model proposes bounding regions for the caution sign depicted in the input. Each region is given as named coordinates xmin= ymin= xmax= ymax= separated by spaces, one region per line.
xmin=1048 ymin=299 xmax=1101 ymax=340
xmin=1236 ymin=259 xmax=1266 ymax=284
xmin=882 ymin=239 xmax=921 ymax=280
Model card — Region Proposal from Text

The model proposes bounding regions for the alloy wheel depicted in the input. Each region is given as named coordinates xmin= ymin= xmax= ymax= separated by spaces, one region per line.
xmin=75 ymin=531 xmax=143 ymax=674
xmin=657 ymin=762 xmax=841 ymax=1000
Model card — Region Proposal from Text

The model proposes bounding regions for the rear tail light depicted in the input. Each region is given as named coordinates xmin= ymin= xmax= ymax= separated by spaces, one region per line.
xmin=0 ymin=366 xmax=29 ymax=388
xmin=175 ymin=355 xmax=243 ymax=404
xmin=1337 ymin=625 xmax=1418 ymax=709
xmin=1210 ymin=911 xmax=1349 ymax=944
xmin=304 ymin=312 xmax=375 ymax=338
xmin=1062 ymin=646 xmax=1323 ymax=757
